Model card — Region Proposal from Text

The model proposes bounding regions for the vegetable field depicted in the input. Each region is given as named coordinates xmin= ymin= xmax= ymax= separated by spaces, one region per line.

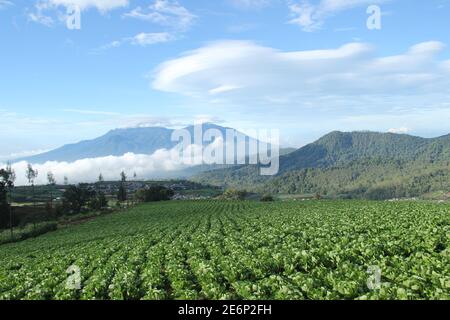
xmin=0 ymin=200 xmax=449 ymax=300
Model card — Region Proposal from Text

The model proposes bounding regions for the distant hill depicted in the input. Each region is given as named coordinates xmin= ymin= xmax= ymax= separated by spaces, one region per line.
xmin=16 ymin=123 xmax=260 ymax=164
xmin=279 ymin=131 xmax=449 ymax=172
xmin=192 ymin=131 xmax=450 ymax=199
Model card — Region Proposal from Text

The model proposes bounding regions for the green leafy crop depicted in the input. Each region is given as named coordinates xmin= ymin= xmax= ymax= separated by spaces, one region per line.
xmin=0 ymin=200 xmax=448 ymax=300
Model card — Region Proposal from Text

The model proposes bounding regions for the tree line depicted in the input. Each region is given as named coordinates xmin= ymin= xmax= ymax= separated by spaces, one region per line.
xmin=0 ymin=164 xmax=174 ymax=236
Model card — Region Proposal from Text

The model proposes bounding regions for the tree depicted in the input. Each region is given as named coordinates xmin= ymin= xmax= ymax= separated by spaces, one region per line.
xmin=0 ymin=166 xmax=14 ymax=231
xmin=64 ymin=176 xmax=69 ymax=186
xmin=120 ymin=171 xmax=127 ymax=183
xmin=5 ymin=163 xmax=16 ymax=236
xmin=88 ymin=191 xmax=108 ymax=211
xmin=97 ymin=192 xmax=108 ymax=209
xmin=25 ymin=164 xmax=38 ymax=208
xmin=117 ymin=185 xmax=127 ymax=203
xmin=0 ymin=170 xmax=10 ymax=230
xmin=132 ymin=172 xmax=138 ymax=204
xmin=92 ymin=173 xmax=108 ymax=210
xmin=117 ymin=171 xmax=127 ymax=202
xmin=62 ymin=184 xmax=95 ymax=215
xmin=47 ymin=171 xmax=56 ymax=185
xmin=6 ymin=163 xmax=16 ymax=186
xmin=136 ymin=186 xmax=174 ymax=202
xmin=47 ymin=171 xmax=56 ymax=216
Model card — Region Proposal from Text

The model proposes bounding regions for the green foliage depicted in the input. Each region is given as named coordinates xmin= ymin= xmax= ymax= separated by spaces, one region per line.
xmin=136 ymin=186 xmax=174 ymax=202
xmin=260 ymin=194 xmax=274 ymax=202
xmin=88 ymin=192 xmax=108 ymax=211
xmin=264 ymin=160 xmax=450 ymax=199
xmin=116 ymin=171 xmax=128 ymax=203
xmin=117 ymin=185 xmax=127 ymax=202
xmin=25 ymin=164 xmax=38 ymax=185
xmin=193 ymin=131 xmax=450 ymax=200
xmin=62 ymin=184 xmax=96 ymax=215
xmin=0 ymin=167 xmax=14 ymax=229
xmin=0 ymin=200 xmax=448 ymax=300
xmin=0 ymin=222 xmax=57 ymax=245
xmin=0 ymin=188 xmax=9 ymax=229
xmin=222 ymin=189 xmax=248 ymax=200
xmin=47 ymin=172 xmax=56 ymax=185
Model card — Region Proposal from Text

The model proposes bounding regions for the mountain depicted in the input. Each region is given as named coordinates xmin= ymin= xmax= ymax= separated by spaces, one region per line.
xmin=17 ymin=127 xmax=173 ymax=163
xmin=192 ymin=131 xmax=450 ymax=199
xmin=279 ymin=131 xmax=449 ymax=172
xmin=16 ymin=123 xmax=259 ymax=164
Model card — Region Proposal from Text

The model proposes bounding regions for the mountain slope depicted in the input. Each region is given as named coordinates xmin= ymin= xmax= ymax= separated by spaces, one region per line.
xmin=18 ymin=127 xmax=174 ymax=163
xmin=280 ymin=131 xmax=440 ymax=172
xmin=192 ymin=131 xmax=450 ymax=199
xmin=16 ymin=123 xmax=258 ymax=164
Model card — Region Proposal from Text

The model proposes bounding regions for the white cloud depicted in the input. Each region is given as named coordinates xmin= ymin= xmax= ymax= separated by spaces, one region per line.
xmin=29 ymin=0 xmax=129 ymax=26
xmin=227 ymin=0 xmax=271 ymax=9
xmin=152 ymin=40 xmax=450 ymax=103
xmin=28 ymin=13 xmax=54 ymax=26
xmin=3 ymin=129 xmax=279 ymax=185
xmin=131 ymin=32 xmax=175 ymax=46
xmin=95 ymin=32 xmax=175 ymax=51
xmin=123 ymin=0 xmax=196 ymax=31
xmin=193 ymin=115 xmax=225 ymax=124
xmin=28 ymin=2 xmax=55 ymax=26
xmin=288 ymin=0 xmax=388 ymax=31
xmin=61 ymin=109 xmax=224 ymax=129
xmin=208 ymin=85 xmax=242 ymax=95
xmin=0 ymin=0 xmax=13 ymax=9
xmin=3 ymin=150 xmax=188 ymax=186
xmin=4 ymin=139 xmax=236 ymax=185
xmin=388 ymin=127 xmax=409 ymax=134
xmin=98 ymin=1 xmax=194 ymax=50
xmin=340 ymin=106 xmax=450 ymax=135
xmin=44 ymin=0 xmax=128 ymax=12
xmin=442 ymin=60 xmax=450 ymax=72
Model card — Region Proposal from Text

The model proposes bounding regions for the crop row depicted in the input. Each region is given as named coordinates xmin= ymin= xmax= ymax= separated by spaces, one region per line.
xmin=0 ymin=200 xmax=448 ymax=300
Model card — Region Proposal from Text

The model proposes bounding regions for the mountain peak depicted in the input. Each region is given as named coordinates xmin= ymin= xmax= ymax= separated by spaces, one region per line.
xmin=14 ymin=123 xmax=246 ymax=164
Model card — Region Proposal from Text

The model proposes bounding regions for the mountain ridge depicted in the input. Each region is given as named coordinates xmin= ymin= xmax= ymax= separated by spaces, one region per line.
xmin=15 ymin=123 xmax=257 ymax=164
xmin=192 ymin=130 xmax=450 ymax=199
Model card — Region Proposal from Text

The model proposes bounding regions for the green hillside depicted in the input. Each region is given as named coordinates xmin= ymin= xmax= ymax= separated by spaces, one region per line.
xmin=192 ymin=132 xmax=450 ymax=199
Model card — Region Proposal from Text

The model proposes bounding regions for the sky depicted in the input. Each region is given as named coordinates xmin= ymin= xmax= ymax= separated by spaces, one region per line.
xmin=1 ymin=0 xmax=450 ymax=161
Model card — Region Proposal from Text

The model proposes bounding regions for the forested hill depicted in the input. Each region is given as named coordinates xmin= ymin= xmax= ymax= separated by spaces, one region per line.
xmin=192 ymin=131 xmax=450 ymax=199
xmin=281 ymin=131 xmax=449 ymax=172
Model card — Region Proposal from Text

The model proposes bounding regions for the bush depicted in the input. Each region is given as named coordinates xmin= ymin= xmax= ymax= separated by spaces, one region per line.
xmin=0 ymin=221 xmax=57 ymax=245
xmin=62 ymin=184 xmax=96 ymax=215
xmin=223 ymin=189 xmax=248 ymax=200
xmin=0 ymin=184 xmax=9 ymax=229
xmin=260 ymin=194 xmax=274 ymax=202
xmin=0 ymin=201 xmax=9 ymax=230
xmin=54 ymin=203 xmax=65 ymax=217
xmin=88 ymin=192 xmax=108 ymax=211
xmin=136 ymin=186 xmax=174 ymax=202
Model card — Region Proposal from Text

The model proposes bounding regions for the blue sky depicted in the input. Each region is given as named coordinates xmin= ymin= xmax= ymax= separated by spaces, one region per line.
xmin=1 ymin=0 xmax=450 ymax=159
